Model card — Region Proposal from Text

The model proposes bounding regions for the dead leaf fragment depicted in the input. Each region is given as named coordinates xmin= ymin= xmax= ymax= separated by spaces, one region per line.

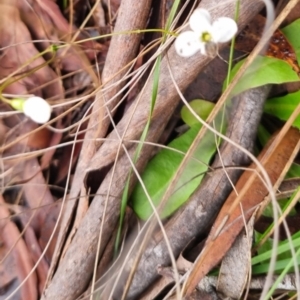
xmin=217 ymin=210 xmax=257 ymax=299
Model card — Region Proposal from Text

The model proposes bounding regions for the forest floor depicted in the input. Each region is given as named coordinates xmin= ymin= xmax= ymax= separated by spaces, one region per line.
xmin=1 ymin=1 xmax=300 ymax=299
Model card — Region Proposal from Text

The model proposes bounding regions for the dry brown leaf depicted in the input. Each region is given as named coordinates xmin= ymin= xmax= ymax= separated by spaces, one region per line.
xmin=183 ymin=127 xmax=300 ymax=297
xmin=38 ymin=201 xmax=61 ymax=264
xmin=0 ymin=4 xmax=63 ymax=99
xmin=0 ymin=194 xmax=38 ymax=300
xmin=23 ymin=225 xmax=49 ymax=295
xmin=17 ymin=0 xmax=101 ymax=72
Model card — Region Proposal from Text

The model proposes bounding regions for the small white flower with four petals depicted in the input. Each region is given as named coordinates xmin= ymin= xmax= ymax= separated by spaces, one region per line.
xmin=175 ymin=8 xmax=238 ymax=57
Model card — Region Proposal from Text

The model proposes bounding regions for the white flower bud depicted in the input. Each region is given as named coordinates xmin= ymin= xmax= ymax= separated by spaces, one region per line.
xmin=23 ymin=96 xmax=52 ymax=124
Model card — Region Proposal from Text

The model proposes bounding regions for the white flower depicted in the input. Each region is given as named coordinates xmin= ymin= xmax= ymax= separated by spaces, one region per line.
xmin=22 ymin=96 xmax=52 ymax=124
xmin=175 ymin=8 xmax=238 ymax=57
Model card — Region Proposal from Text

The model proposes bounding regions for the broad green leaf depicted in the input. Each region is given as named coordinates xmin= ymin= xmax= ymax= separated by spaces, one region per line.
xmin=226 ymin=56 xmax=299 ymax=96
xmin=131 ymin=120 xmax=220 ymax=220
xmin=181 ymin=99 xmax=215 ymax=127
xmin=264 ymin=90 xmax=300 ymax=129
xmin=282 ymin=19 xmax=300 ymax=63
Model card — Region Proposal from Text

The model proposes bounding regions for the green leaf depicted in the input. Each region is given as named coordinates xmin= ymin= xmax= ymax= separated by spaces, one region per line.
xmin=257 ymin=125 xmax=271 ymax=147
xmin=252 ymin=231 xmax=300 ymax=275
xmin=227 ymin=56 xmax=299 ymax=96
xmin=131 ymin=122 xmax=219 ymax=220
xmin=181 ymin=100 xmax=215 ymax=127
xmin=282 ymin=19 xmax=300 ymax=64
xmin=264 ymin=90 xmax=300 ymax=129
xmin=252 ymin=256 xmax=300 ymax=274
xmin=287 ymin=163 xmax=300 ymax=178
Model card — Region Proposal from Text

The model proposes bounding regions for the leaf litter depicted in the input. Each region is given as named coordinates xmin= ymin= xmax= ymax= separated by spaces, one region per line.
xmin=1 ymin=1 xmax=300 ymax=300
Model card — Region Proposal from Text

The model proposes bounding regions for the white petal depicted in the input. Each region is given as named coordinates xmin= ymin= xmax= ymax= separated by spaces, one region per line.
xmin=211 ymin=17 xmax=238 ymax=43
xmin=199 ymin=43 xmax=207 ymax=55
xmin=23 ymin=96 xmax=52 ymax=124
xmin=175 ymin=31 xmax=203 ymax=57
xmin=189 ymin=8 xmax=212 ymax=34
